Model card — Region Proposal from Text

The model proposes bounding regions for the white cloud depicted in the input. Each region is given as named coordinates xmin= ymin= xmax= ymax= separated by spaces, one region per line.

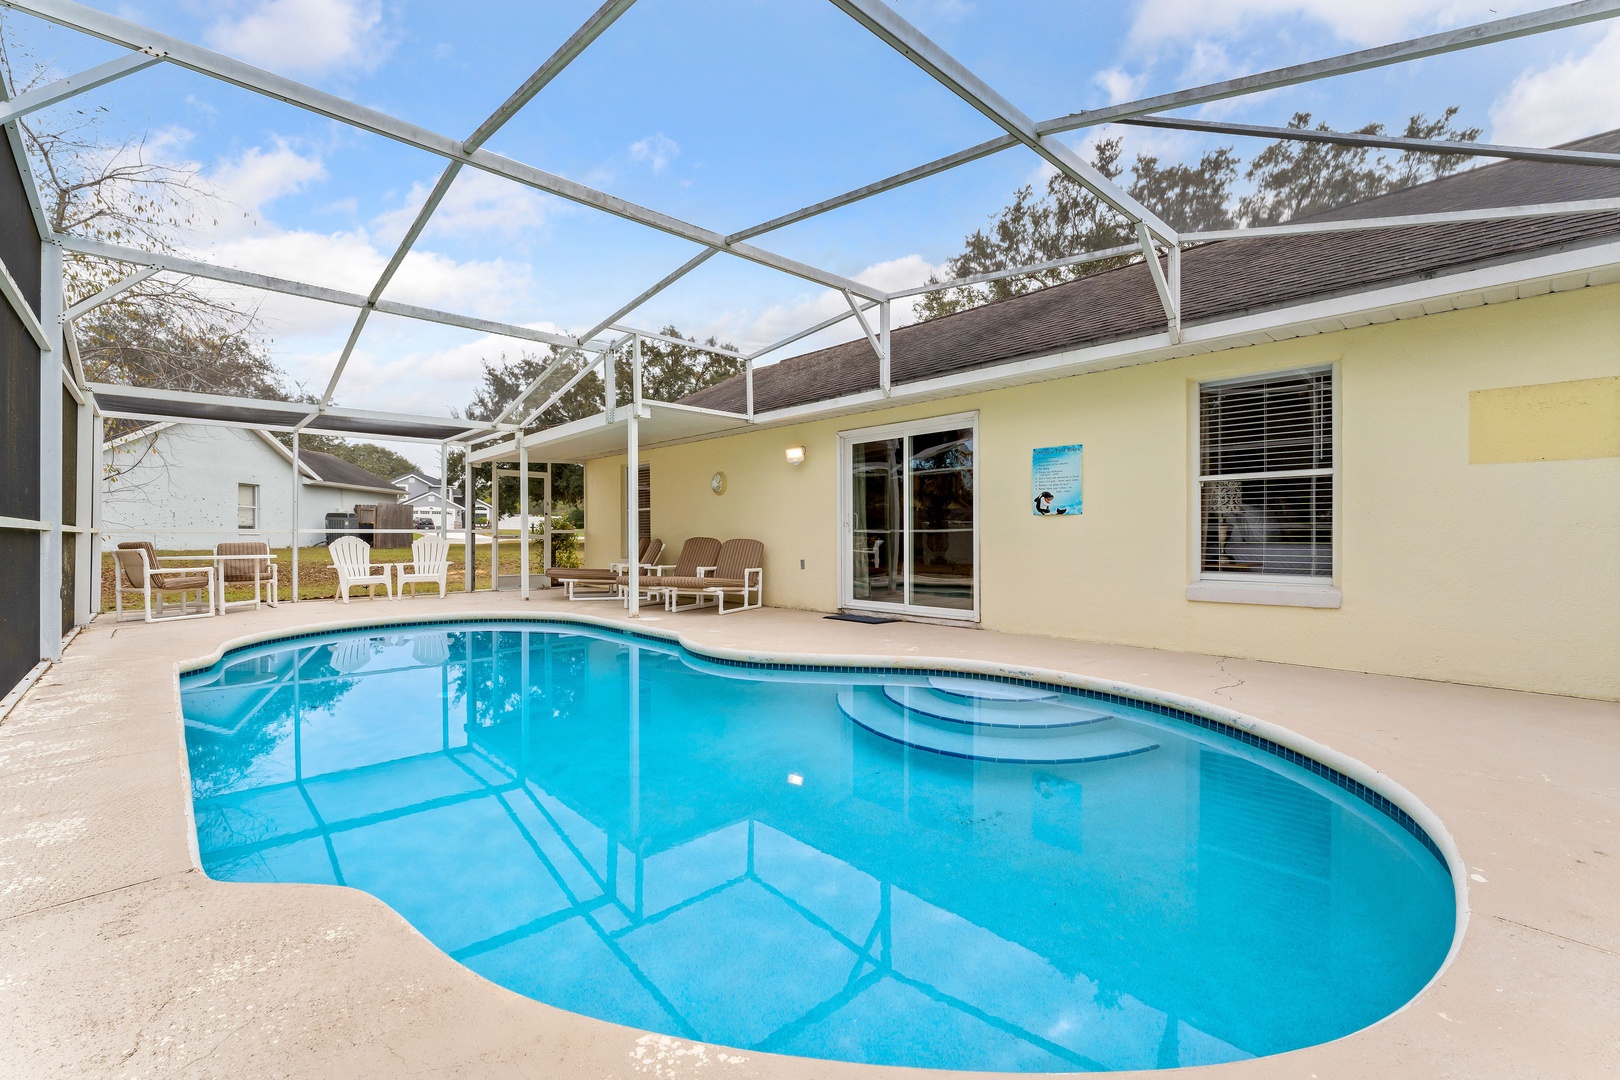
xmin=1127 ymin=0 xmax=1487 ymax=48
xmin=1489 ymin=25 xmax=1620 ymax=147
xmin=1094 ymin=67 xmax=1144 ymax=105
xmin=628 ymin=134 xmax=680 ymax=175
xmin=199 ymin=225 xmax=537 ymax=325
xmin=374 ymin=168 xmax=558 ymax=240
xmin=206 ymin=0 xmax=389 ymax=76
xmin=207 ymin=140 xmax=325 ymax=217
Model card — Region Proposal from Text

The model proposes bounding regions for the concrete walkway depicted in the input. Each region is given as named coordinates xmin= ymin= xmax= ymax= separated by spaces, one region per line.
xmin=0 ymin=591 xmax=1615 ymax=1079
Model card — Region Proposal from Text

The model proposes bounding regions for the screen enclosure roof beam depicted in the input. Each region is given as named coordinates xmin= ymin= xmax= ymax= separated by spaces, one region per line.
xmin=731 ymin=0 xmax=1620 ymax=250
xmin=827 ymin=0 xmax=1179 ymax=244
xmin=0 ymin=0 xmax=888 ymax=301
xmin=1184 ymin=199 xmax=1620 ymax=241
xmin=0 ymin=51 xmax=159 ymax=127
xmin=1039 ymin=0 xmax=1620 ymax=136
xmin=1117 ymin=116 xmax=1620 ymax=169
xmin=87 ymin=383 xmax=503 ymax=442
xmin=319 ymin=0 xmax=643 ymax=407
xmin=56 ymin=234 xmax=584 ymax=350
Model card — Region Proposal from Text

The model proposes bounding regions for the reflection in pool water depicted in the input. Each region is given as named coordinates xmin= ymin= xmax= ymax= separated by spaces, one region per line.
xmin=180 ymin=623 xmax=1455 ymax=1072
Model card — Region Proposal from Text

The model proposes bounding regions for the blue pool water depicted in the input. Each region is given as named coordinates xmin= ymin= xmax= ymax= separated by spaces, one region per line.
xmin=179 ymin=621 xmax=1456 ymax=1072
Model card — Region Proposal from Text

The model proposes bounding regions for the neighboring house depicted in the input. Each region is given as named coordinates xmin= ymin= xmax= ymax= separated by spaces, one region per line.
xmin=495 ymin=131 xmax=1620 ymax=701
xmin=102 ymin=423 xmax=403 ymax=548
xmin=391 ymin=471 xmax=489 ymax=529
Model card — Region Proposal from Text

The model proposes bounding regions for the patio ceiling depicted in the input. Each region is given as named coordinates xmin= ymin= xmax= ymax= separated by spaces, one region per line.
xmin=470 ymin=403 xmax=750 ymax=465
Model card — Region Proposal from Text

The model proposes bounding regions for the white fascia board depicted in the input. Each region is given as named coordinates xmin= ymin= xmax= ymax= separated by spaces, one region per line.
xmin=301 ymin=480 xmax=405 ymax=496
xmin=742 ymin=238 xmax=1620 ymax=430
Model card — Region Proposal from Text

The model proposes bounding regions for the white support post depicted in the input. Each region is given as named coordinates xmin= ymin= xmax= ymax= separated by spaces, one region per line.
xmin=490 ymin=462 xmax=501 ymax=591
xmin=438 ymin=442 xmax=449 ymax=538
xmin=89 ymin=405 xmax=103 ymax=615
xmin=74 ymin=385 xmax=92 ymax=626
xmin=39 ymin=240 xmax=63 ymax=659
xmin=604 ymin=342 xmax=617 ymax=423
xmin=626 ymin=335 xmax=642 ymax=618
xmin=1137 ymin=224 xmax=1181 ymax=345
xmin=844 ymin=289 xmax=890 ymax=396
xmin=879 ymin=300 xmax=892 ymax=395
xmin=541 ymin=466 xmax=552 ymax=581
xmin=464 ymin=449 xmax=475 ymax=592
xmin=290 ymin=430 xmax=300 ymax=601
xmin=519 ymin=438 xmax=530 ymax=601
xmin=745 ymin=359 xmax=754 ymax=421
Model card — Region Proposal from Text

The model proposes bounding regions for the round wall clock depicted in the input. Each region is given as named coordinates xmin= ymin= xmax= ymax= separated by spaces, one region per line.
xmin=710 ymin=471 xmax=727 ymax=495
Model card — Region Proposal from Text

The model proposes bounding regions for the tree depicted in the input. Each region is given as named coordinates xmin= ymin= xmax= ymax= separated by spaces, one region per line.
xmin=1238 ymin=109 xmax=1481 ymax=225
xmin=0 ymin=28 xmax=280 ymax=399
xmin=918 ymin=109 xmax=1480 ymax=320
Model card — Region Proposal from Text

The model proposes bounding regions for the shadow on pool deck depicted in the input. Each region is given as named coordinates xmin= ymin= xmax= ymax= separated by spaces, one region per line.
xmin=1 ymin=590 xmax=1615 ymax=1079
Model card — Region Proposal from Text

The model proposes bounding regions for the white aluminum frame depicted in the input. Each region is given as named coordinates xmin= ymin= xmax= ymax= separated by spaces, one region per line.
xmin=836 ymin=410 xmax=980 ymax=622
xmin=0 ymin=0 xmax=1607 ymax=396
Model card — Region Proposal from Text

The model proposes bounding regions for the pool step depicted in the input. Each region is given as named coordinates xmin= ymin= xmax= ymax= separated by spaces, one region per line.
xmin=924 ymin=676 xmax=1061 ymax=703
xmin=883 ymin=684 xmax=1112 ymax=730
xmin=838 ymin=687 xmax=1158 ymax=764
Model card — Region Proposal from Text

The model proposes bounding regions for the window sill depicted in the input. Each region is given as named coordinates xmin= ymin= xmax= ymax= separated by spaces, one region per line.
xmin=1186 ymin=579 xmax=1341 ymax=609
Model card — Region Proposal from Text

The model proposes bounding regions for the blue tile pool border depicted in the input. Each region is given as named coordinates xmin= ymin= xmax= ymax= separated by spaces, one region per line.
xmin=180 ymin=616 xmax=1449 ymax=869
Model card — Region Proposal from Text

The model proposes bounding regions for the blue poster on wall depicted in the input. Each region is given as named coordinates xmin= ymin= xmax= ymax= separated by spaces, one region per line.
xmin=1032 ymin=444 xmax=1083 ymax=516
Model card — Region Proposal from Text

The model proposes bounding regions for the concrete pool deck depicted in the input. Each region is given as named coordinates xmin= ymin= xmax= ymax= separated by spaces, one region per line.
xmin=1 ymin=591 xmax=1615 ymax=1079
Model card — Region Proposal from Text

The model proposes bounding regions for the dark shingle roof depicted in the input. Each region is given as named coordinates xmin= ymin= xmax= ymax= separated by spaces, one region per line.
xmin=684 ymin=130 xmax=1620 ymax=416
xmin=298 ymin=449 xmax=401 ymax=492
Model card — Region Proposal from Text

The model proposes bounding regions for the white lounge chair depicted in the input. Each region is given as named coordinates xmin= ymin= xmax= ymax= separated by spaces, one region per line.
xmin=395 ymin=535 xmax=450 ymax=598
xmin=330 ymin=536 xmax=393 ymax=602
xmin=660 ymin=538 xmax=763 ymax=614
xmin=113 ymin=541 xmax=217 ymax=622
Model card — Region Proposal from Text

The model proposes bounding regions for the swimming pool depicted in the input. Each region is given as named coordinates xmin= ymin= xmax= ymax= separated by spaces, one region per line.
xmin=179 ymin=620 xmax=1457 ymax=1072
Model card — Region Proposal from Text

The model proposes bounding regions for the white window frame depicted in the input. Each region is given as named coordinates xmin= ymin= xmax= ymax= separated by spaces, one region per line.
xmin=237 ymin=482 xmax=259 ymax=531
xmin=837 ymin=411 xmax=980 ymax=622
xmin=1189 ymin=365 xmax=1341 ymax=609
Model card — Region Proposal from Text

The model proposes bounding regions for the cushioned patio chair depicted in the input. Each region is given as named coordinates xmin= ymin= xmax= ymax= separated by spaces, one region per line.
xmin=561 ymin=537 xmax=667 ymax=601
xmin=215 ymin=541 xmax=279 ymax=612
xmin=546 ymin=537 xmax=661 ymax=590
xmin=330 ymin=535 xmax=393 ymax=602
xmin=395 ymin=534 xmax=450 ymax=598
xmin=659 ymin=538 xmax=762 ymax=614
xmin=113 ymin=541 xmax=216 ymax=623
xmin=609 ymin=535 xmax=720 ymax=606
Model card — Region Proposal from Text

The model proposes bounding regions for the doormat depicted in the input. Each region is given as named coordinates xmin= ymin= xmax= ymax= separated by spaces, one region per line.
xmin=824 ymin=613 xmax=901 ymax=624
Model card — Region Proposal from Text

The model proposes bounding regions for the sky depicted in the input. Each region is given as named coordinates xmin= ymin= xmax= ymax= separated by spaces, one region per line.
xmin=7 ymin=0 xmax=1618 ymax=471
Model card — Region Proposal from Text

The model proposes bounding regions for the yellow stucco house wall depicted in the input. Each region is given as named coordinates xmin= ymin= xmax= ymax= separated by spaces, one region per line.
xmin=582 ymin=284 xmax=1620 ymax=700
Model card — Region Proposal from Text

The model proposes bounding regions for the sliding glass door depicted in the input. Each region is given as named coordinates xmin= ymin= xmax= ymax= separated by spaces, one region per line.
xmin=842 ymin=413 xmax=977 ymax=619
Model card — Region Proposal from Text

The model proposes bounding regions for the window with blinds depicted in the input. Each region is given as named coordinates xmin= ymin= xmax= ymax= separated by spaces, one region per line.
xmin=1198 ymin=368 xmax=1332 ymax=579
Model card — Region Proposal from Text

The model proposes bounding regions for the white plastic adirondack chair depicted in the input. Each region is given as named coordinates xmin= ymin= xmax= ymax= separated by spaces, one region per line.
xmin=395 ymin=535 xmax=450 ymax=598
xmin=330 ymin=536 xmax=393 ymax=602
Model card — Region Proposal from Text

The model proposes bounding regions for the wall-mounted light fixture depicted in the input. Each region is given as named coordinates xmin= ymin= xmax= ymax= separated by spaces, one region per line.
xmin=785 ymin=445 xmax=807 ymax=466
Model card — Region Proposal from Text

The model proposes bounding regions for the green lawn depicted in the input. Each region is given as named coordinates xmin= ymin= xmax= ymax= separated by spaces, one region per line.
xmin=100 ymin=533 xmax=582 ymax=606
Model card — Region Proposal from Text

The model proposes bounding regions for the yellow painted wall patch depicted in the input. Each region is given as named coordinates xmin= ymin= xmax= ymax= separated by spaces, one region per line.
xmin=1469 ymin=375 xmax=1620 ymax=463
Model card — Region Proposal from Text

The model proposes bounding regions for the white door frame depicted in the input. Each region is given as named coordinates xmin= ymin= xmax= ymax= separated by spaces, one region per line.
xmin=837 ymin=411 xmax=979 ymax=622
